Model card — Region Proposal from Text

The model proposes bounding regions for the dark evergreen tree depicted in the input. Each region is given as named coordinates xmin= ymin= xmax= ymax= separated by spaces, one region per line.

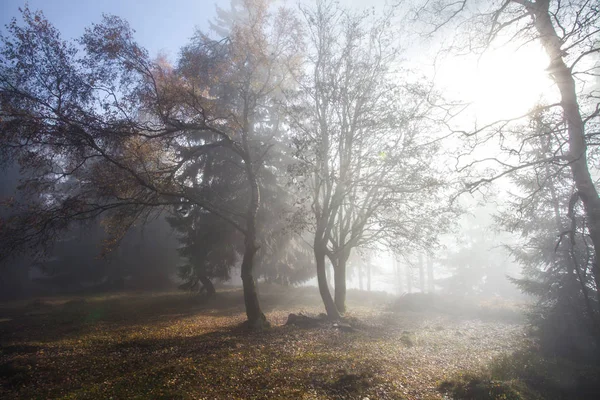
xmin=166 ymin=146 xmax=245 ymax=296
xmin=498 ymin=112 xmax=600 ymax=361
xmin=166 ymin=140 xmax=315 ymax=294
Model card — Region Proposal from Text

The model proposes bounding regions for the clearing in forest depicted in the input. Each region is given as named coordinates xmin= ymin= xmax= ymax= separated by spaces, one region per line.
xmin=0 ymin=285 xmax=525 ymax=399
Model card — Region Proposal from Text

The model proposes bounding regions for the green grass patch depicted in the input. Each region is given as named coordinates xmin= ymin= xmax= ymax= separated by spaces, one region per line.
xmin=439 ymin=350 xmax=600 ymax=400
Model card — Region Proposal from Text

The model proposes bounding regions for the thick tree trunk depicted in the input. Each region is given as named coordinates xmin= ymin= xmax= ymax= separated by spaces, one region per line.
xmin=240 ymin=170 xmax=267 ymax=327
xmin=315 ymin=242 xmax=341 ymax=320
xmin=198 ymin=275 xmax=216 ymax=296
xmin=526 ymin=0 xmax=600 ymax=304
xmin=325 ymin=261 xmax=332 ymax=290
xmin=241 ymin=235 xmax=267 ymax=327
xmin=238 ymin=115 xmax=268 ymax=329
xmin=334 ymin=256 xmax=347 ymax=314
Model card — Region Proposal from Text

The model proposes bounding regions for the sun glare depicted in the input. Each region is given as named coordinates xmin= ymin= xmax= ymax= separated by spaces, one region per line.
xmin=438 ymin=43 xmax=555 ymax=123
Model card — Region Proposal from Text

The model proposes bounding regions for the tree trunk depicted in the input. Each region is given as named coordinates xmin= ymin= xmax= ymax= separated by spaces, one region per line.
xmin=395 ymin=257 xmax=404 ymax=295
xmin=240 ymin=235 xmax=267 ymax=328
xmin=405 ymin=262 xmax=412 ymax=293
xmin=315 ymin=242 xmax=341 ymax=320
xmin=418 ymin=253 xmax=425 ymax=293
xmin=325 ymin=260 xmax=332 ymax=289
xmin=366 ymin=262 xmax=371 ymax=292
xmin=358 ymin=261 xmax=364 ymax=291
xmin=427 ymin=256 xmax=434 ymax=294
xmin=239 ymin=114 xmax=268 ymax=329
xmin=198 ymin=275 xmax=216 ymax=296
xmin=526 ymin=0 xmax=600 ymax=305
xmin=333 ymin=253 xmax=348 ymax=314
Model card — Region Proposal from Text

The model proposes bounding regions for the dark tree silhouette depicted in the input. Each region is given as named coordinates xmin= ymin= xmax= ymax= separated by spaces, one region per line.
xmin=0 ymin=2 xmax=302 ymax=328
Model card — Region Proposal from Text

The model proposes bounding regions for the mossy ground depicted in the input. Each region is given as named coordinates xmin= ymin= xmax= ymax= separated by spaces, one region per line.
xmin=1 ymin=285 xmax=526 ymax=399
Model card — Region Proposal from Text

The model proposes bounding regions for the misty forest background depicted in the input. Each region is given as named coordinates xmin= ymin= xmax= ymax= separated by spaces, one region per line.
xmin=0 ymin=0 xmax=599 ymax=399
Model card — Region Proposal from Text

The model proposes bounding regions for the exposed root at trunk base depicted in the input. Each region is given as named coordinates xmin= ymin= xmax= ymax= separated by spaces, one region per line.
xmin=240 ymin=314 xmax=271 ymax=330
xmin=285 ymin=313 xmax=357 ymax=332
xmin=285 ymin=313 xmax=327 ymax=328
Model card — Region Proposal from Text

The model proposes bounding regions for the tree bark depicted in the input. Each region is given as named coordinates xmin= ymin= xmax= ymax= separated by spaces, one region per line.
xmin=325 ymin=260 xmax=332 ymax=290
xmin=240 ymin=235 xmax=267 ymax=327
xmin=198 ymin=275 xmax=216 ymax=296
xmin=315 ymin=241 xmax=341 ymax=320
xmin=240 ymin=169 xmax=267 ymax=327
xmin=523 ymin=0 xmax=600 ymax=302
xmin=238 ymin=109 xmax=268 ymax=329
xmin=333 ymin=254 xmax=348 ymax=314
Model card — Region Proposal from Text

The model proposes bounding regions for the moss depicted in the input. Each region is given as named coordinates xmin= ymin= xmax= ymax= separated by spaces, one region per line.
xmin=400 ymin=330 xmax=416 ymax=347
xmin=439 ymin=372 xmax=532 ymax=400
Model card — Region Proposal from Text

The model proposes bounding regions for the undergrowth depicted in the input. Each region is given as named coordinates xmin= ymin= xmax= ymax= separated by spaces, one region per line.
xmin=439 ymin=349 xmax=600 ymax=400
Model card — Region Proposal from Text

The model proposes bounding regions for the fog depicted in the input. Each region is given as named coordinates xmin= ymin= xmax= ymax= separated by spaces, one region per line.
xmin=0 ymin=0 xmax=598 ymax=399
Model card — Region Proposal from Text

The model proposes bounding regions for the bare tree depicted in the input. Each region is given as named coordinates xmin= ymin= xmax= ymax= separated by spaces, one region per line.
xmin=425 ymin=0 xmax=599 ymax=294
xmin=416 ymin=0 xmax=599 ymax=350
xmin=437 ymin=0 xmax=600 ymax=290
xmin=287 ymin=0 xmax=451 ymax=318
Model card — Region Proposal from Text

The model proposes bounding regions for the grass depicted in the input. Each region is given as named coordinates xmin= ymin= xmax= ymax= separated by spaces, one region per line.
xmin=0 ymin=285 xmax=526 ymax=399
xmin=438 ymin=349 xmax=600 ymax=400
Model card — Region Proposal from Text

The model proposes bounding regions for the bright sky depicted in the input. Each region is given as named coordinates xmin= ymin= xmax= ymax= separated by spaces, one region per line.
xmin=1 ymin=0 xmax=556 ymax=123
xmin=0 ymin=0 xmax=227 ymax=59
xmin=436 ymin=41 xmax=556 ymax=124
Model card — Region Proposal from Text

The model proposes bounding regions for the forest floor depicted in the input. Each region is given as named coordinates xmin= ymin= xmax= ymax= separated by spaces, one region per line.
xmin=0 ymin=285 xmax=528 ymax=399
